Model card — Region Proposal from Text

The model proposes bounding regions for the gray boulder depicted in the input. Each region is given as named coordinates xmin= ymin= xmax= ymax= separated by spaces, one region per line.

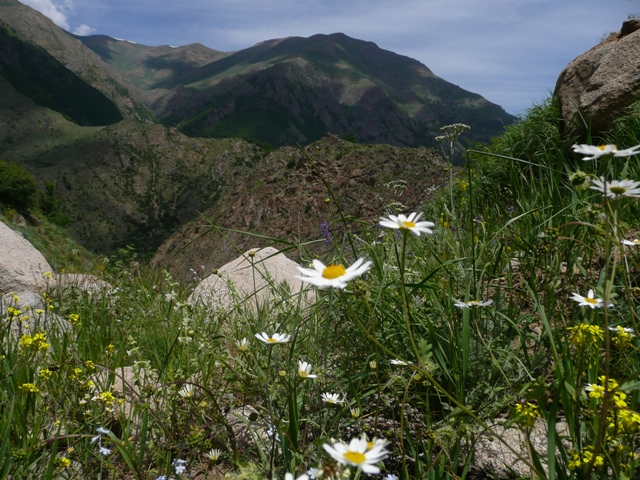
xmin=54 ymin=273 xmax=112 ymax=295
xmin=473 ymin=417 xmax=570 ymax=479
xmin=554 ymin=18 xmax=640 ymax=133
xmin=0 ymin=220 xmax=53 ymax=293
xmin=189 ymin=247 xmax=310 ymax=312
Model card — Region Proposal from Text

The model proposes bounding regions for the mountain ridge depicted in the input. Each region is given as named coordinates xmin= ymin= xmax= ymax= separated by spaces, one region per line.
xmin=73 ymin=31 xmax=514 ymax=148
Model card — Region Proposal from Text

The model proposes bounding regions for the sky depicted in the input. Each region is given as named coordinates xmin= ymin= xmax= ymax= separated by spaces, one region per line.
xmin=17 ymin=0 xmax=639 ymax=116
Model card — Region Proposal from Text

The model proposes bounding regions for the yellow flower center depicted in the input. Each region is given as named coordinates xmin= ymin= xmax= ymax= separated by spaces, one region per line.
xmin=343 ymin=451 xmax=366 ymax=464
xmin=610 ymin=186 xmax=626 ymax=195
xmin=323 ymin=264 xmax=346 ymax=279
xmin=299 ymin=370 xmax=308 ymax=378
xmin=598 ymin=145 xmax=608 ymax=151
xmin=266 ymin=338 xmax=278 ymax=343
xmin=401 ymin=221 xmax=416 ymax=229
xmin=585 ymin=297 xmax=598 ymax=305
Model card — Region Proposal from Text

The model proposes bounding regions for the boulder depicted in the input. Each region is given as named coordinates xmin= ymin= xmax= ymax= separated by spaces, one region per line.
xmin=472 ymin=418 xmax=570 ymax=479
xmin=54 ymin=273 xmax=112 ymax=295
xmin=0 ymin=220 xmax=53 ymax=293
xmin=189 ymin=247 xmax=310 ymax=312
xmin=554 ymin=18 xmax=640 ymax=133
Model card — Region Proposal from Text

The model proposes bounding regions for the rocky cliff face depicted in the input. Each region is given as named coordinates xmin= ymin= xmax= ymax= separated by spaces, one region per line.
xmin=554 ymin=18 xmax=640 ymax=133
xmin=22 ymin=120 xmax=264 ymax=254
xmin=152 ymin=134 xmax=449 ymax=281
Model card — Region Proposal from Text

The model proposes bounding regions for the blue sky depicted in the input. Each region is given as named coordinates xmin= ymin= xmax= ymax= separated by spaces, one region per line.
xmin=18 ymin=0 xmax=638 ymax=116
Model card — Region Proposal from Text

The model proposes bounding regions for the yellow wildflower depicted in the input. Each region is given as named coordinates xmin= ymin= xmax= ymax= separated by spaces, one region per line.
xmin=20 ymin=383 xmax=40 ymax=393
xmin=68 ymin=314 xmax=80 ymax=327
xmin=513 ymin=402 xmax=540 ymax=428
xmin=19 ymin=332 xmax=50 ymax=352
xmin=567 ymin=323 xmax=604 ymax=347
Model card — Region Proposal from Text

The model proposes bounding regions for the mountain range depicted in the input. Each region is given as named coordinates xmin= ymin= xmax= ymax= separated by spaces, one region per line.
xmin=0 ymin=0 xmax=514 ymax=270
xmin=75 ymin=32 xmax=514 ymax=148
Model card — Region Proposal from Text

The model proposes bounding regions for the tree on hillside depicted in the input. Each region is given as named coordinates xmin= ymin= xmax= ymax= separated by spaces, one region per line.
xmin=0 ymin=159 xmax=38 ymax=213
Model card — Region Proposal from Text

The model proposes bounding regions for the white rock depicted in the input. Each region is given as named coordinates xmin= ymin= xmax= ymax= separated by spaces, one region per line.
xmin=189 ymin=247 xmax=311 ymax=311
xmin=0 ymin=220 xmax=53 ymax=293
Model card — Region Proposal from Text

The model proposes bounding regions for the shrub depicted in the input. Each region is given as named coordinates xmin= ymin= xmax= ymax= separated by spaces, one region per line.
xmin=0 ymin=159 xmax=39 ymax=213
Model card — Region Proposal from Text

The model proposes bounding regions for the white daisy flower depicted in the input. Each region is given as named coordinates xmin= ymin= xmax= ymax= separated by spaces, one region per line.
xmin=255 ymin=332 xmax=291 ymax=344
xmin=321 ymin=392 xmax=345 ymax=405
xmin=453 ymin=299 xmax=493 ymax=308
xmin=622 ymin=239 xmax=640 ymax=246
xmin=322 ymin=435 xmax=390 ymax=474
xmin=609 ymin=326 xmax=635 ymax=336
xmin=296 ymin=258 xmax=372 ymax=290
xmin=390 ymin=359 xmax=412 ymax=366
xmin=237 ymin=338 xmax=250 ymax=351
xmin=590 ymin=177 xmax=640 ymax=198
xmin=570 ymin=289 xmax=612 ymax=309
xmin=379 ymin=212 xmax=435 ymax=236
xmin=284 ymin=474 xmax=309 ymax=480
xmin=572 ymin=143 xmax=640 ymax=160
xmin=298 ymin=360 xmax=317 ymax=379
xmin=204 ymin=448 xmax=222 ymax=461
xmin=178 ymin=384 xmax=195 ymax=398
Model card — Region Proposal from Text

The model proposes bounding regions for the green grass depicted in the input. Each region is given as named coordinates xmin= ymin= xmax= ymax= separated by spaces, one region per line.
xmin=3 ymin=97 xmax=640 ymax=479
xmin=0 ymin=209 xmax=95 ymax=273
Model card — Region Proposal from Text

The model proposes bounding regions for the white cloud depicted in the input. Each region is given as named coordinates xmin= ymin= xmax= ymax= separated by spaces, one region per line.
xmin=73 ymin=23 xmax=96 ymax=35
xmin=18 ymin=0 xmax=71 ymax=30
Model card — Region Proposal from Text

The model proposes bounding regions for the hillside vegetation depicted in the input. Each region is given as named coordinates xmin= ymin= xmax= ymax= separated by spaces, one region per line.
xmin=3 ymin=98 xmax=640 ymax=479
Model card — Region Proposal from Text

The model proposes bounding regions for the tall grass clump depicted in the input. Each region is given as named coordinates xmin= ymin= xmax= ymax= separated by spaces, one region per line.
xmin=3 ymin=98 xmax=640 ymax=479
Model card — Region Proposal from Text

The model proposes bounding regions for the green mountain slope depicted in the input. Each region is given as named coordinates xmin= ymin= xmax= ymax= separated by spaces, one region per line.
xmin=72 ymin=34 xmax=228 ymax=94
xmin=0 ymin=0 xmax=151 ymax=121
xmin=0 ymin=74 xmax=263 ymax=254
xmin=0 ymin=28 xmax=123 ymax=126
xmin=78 ymin=32 xmax=514 ymax=148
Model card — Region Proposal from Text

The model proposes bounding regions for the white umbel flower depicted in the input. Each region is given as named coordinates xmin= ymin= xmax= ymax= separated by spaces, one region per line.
xmin=379 ymin=212 xmax=435 ymax=235
xmin=322 ymin=435 xmax=390 ymax=474
xmin=296 ymin=258 xmax=372 ymax=289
